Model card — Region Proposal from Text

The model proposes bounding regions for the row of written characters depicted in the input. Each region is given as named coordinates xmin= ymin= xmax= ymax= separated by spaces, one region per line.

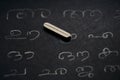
xmin=3 ymin=65 xmax=120 ymax=78
xmin=1 ymin=29 xmax=114 ymax=41
xmin=6 ymin=47 xmax=119 ymax=62
xmin=5 ymin=8 xmax=120 ymax=21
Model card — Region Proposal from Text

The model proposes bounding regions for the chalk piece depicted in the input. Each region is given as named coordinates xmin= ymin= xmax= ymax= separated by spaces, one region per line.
xmin=43 ymin=22 xmax=71 ymax=40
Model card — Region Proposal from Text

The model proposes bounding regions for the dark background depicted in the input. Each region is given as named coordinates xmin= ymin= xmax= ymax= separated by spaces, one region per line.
xmin=0 ymin=0 xmax=120 ymax=80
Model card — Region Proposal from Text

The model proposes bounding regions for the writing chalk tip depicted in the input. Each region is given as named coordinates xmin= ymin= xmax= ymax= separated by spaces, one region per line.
xmin=43 ymin=22 xmax=72 ymax=42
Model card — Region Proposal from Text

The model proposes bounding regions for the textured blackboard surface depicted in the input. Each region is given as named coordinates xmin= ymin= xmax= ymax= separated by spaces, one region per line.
xmin=0 ymin=0 xmax=120 ymax=80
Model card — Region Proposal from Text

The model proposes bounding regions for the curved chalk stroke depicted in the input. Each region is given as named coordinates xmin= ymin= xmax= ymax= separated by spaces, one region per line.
xmin=76 ymin=51 xmax=90 ymax=62
xmin=58 ymin=51 xmax=75 ymax=61
xmin=76 ymin=65 xmax=94 ymax=78
xmin=98 ymin=47 xmax=119 ymax=59
xmin=6 ymin=9 xmax=34 ymax=20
